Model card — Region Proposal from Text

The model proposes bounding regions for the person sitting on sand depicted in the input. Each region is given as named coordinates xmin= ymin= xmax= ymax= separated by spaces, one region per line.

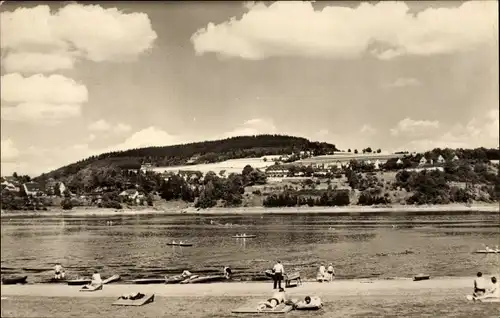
xmin=474 ymin=272 xmax=487 ymax=296
xmin=327 ymin=263 xmax=335 ymax=282
xmin=181 ymin=270 xmax=192 ymax=277
xmin=295 ymin=296 xmax=323 ymax=308
xmin=223 ymin=266 xmax=232 ymax=279
xmin=54 ymin=262 xmax=65 ymax=280
xmin=475 ymin=277 xmax=499 ymax=300
xmin=257 ymin=288 xmax=286 ymax=310
xmin=91 ymin=270 xmax=102 ymax=286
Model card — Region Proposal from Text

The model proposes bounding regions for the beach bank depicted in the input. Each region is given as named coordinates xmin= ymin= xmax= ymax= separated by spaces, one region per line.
xmin=2 ymin=278 xmax=499 ymax=318
xmin=1 ymin=203 xmax=499 ymax=217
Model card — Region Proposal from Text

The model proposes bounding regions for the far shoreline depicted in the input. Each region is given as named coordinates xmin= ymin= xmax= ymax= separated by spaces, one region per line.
xmin=1 ymin=203 xmax=499 ymax=217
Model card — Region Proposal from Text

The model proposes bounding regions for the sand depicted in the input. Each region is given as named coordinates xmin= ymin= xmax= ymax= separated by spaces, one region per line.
xmin=1 ymin=203 xmax=498 ymax=217
xmin=0 ymin=277 xmax=486 ymax=298
xmin=2 ymin=278 xmax=500 ymax=318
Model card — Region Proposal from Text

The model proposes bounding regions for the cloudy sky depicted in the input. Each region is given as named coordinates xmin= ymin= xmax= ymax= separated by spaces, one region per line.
xmin=1 ymin=1 xmax=498 ymax=176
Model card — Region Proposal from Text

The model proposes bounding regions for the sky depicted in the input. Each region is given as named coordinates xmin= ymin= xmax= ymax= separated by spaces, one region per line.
xmin=0 ymin=1 xmax=498 ymax=176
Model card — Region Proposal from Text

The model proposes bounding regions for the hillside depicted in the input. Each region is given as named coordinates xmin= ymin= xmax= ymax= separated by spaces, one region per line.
xmin=35 ymin=135 xmax=338 ymax=181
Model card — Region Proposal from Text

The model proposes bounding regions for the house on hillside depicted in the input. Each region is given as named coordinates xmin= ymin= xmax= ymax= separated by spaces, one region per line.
xmin=452 ymin=155 xmax=459 ymax=161
xmin=396 ymin=158 xmax=403 ymax=165
xmin=141 ymin=163 xmax=153 ymax=172
xmin=437 ymin=155 xmax=445 ymax=164
xmin=265 ymin=165 xmax=290 ymax=177
xmin=418 ymin=157 xmax=427 ymax=166
xmin=1 ymin=181 xmax=19 ymax=192
xmin=119 ymin=189 xmax=139 ymax=200
xmin=374 ymin=160 xmax=381 ymax=170
xmin=23 ymin=182 xmax=43 ymax=196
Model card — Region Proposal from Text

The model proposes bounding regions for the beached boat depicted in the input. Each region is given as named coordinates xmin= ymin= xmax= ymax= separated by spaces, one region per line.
xmin=413 ymin=274 xmax=430 ymax=281
xmin=131 ymin=278 xmax=166 ymax=284
xmin=67 ymin=279 xmax=91 ymax=286
xmin=179 ymin=275 xmax=200 ymax=284
xmin=264 ymin=270 xmax=274 ymax=278
xmin=102 ymin=274 xmax=121 ymax=284
xmin=165 ymin=275 xmax=188 ymax=284
xmin=1 ymin=275 xmax=27 ymax=285
xmin=166 ymin=243 xmax=193 ymax=247
xmin=232 ymin=234 xmax=257 ymax=238
xmin=182 ymin=275 xmax=226 ymax=284
xmin=474 ymin=249 xmax=499 ymax=254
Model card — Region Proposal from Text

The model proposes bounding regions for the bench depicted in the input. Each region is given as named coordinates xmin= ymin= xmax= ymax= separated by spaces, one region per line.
xmin=285 ymin=272 xmax=302 ymax=287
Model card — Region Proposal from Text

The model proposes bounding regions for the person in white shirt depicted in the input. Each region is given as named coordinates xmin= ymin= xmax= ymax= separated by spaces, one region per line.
xmin=91 ymin=270 xmax=102 ymax=286
xmin=475 ymin=277 xmax=499 ymax=300
xmin=473 ymin=272 xmax=486 ymax=296
xmin=327 ymin=263 xmax=335 ymax=282
xmin=272 ymin=260 xmax=285 ymax=290
xmin=317 ymin=265 xmax=326 ymax=282
xmin=54 ymin=263 xmax=65 ymax=280
xmin=223 ymin=266 xmax=232 ymax=279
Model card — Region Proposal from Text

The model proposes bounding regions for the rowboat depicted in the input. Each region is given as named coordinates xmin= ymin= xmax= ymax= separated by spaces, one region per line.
xmin=474 ymin=249 xmax=499 ymax=254
xmin=165 ymin=275 xmax=188 ymax=284
xmin=413 ymin=274 xmax=430 ymax=281
xmin=264 ymin=270 xmax=274 ymax=278
xmin=182 ymin=275 xmax=226 ymax=284
xmin=232 ymin=235 xmax=257 ymax=238
xmin=102 ymin=274 xmax=121 ymax=284
xmin=166 ymin=243 xmax=193 ymax=247
xmin=67 ymin=279 xmax=91 ymax=286
xmin=131 ymin=278 xmax=166 ymax=284
xmin=2 ymin=275 xmax=27 ymax=285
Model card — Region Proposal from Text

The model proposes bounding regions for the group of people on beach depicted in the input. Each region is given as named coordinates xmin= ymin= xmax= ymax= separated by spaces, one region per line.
xmin=472 ymin=272 xmax=499 ymax=301
xmin=317 ymin=263 xmax=335 ymax=282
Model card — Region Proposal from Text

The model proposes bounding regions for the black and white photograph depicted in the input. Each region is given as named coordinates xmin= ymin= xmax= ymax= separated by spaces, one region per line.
xmin=0 ymin=0 xmax=499 ymax=317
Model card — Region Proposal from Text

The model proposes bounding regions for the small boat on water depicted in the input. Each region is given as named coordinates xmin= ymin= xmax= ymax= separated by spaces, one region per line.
xmin=2 ymin=275 xmax=28 ymax=285
xmin=475 ymin=249 xmax=499 ymax=254
xmin=167 ymin=242 xmax=193 ymax=247
xmin=131 ymin=278 xmax=166 ymax=284
xmin=232 ymin=234 xmax=257 ymax=238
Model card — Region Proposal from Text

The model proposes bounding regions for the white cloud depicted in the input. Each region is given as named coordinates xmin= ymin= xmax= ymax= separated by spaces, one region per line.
xmin=191 ymin=1 xmax=497 ymax=60
xmin=360 ymin=124 xmax=377 ymax=134
xmin=88 ymin=119 xmax=112 ymax=132
xmin=390 ymin=118 xmax=439 ymax=137
xmin=316 ymin=129 xmax=329 ymax=137
xmin=87 ymin=134 xmax=96 ymax=142
xmin=403 ymin=109 xmax=499 ymax=151
xmin=223 ymin=118 xmax=277 ymax=138
xmin=383 ymin=77 xmax=422 ymax=88
xmin=1 ymin=103 xmax=81 ymax=123
xmin=1 ymin=73 xmax=88 ymax=104
xmin=1 ymin=4 xmax=158 ymax=72
xmin=88 ymin=120 xmax=131 ymax=134
xmin=108 ymin=126 xmax=185 ymax=152
xmin=1 ymin=139 xmax=20 ymax=162
xmin=2 ymin=52 xmax=75 ymax=73
xmin=1 ymin=73 xmax=87 ymax=123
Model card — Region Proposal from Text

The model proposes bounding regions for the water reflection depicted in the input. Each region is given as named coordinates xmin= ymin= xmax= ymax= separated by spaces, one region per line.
xmin=1 ymin=213 xmax=499 ymax=282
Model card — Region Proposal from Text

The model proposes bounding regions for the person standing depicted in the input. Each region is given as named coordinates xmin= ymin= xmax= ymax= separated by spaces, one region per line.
xmin=54 ymin=262 xmax=65 ymax=280
xmin=272 ymin=260 xmax=285 ymax=289
xmin=327 ymin=263 xmax=335 ymax=282
xmin=318 ymin=264 xmax=326 ymax=282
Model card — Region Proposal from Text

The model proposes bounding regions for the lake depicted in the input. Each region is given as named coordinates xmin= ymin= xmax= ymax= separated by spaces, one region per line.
xmin=1 ymin=212 xmax=499 ymax=283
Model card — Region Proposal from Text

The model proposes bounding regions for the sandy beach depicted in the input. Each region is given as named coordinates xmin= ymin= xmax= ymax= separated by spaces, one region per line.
xmin=2 ymin=278 xmax=499 ymax=318
xmin=1 ymin=203 xmax=499 ymax=217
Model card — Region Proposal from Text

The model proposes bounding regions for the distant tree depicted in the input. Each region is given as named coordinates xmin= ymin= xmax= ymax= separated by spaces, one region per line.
xmin=354 ymin=149 xmax=358 ymax=154
xmin=12 ymin=172 xmax=18 ymax=178
xmin=365 ymin=147 xmax=372 ymax=153
xmin=347 ymin=149 xmax=351 ymax=153
xmin=376 ymin=149 xmax=381 ymax=153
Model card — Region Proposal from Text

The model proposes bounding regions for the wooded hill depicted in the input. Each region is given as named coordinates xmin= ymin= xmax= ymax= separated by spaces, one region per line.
xmin=35 ymin=135 xmax=338 ymax=181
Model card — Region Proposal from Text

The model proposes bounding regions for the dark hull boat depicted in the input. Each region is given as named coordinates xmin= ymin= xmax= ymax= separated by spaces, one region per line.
xmin=67 ymin=279 xmax=91 ymax=286
xmin=181 ymin=275 xmax=226 ymax=284
xmin=166 ymin=243 xmax=193 ymax=247
xmin=2 ymin=275 xmax=28 ymax=285
xmin=232 ymin=235 xmax=257 ymax=238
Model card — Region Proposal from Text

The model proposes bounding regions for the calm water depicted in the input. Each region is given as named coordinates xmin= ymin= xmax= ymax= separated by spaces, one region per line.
xmin=1 ymin=212 xmax=499 ymax=283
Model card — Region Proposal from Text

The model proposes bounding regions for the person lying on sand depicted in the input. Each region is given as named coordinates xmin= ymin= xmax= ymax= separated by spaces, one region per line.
xmin=257 ymin=288 xmax=286 ymax=311
xmin=473 ymin=272 xmax=486 ymax=296
xmin=119 ymin=292 xmax=145 ymax=300
xmin=474 ymin=277 xmax=499 ymax=301
xmin=294 ymin=296 xmax=323 ymax=308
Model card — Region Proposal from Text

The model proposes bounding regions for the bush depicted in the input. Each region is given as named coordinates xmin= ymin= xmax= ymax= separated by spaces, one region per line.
xmin=358 ymin=190 xmax=390 ymax=206
xmin=61 ymin=198 xmax=73 ymax=210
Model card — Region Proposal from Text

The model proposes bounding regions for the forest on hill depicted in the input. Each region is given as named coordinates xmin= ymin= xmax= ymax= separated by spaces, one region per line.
xmin=35 ymin=135 xmax=338 ymax=181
